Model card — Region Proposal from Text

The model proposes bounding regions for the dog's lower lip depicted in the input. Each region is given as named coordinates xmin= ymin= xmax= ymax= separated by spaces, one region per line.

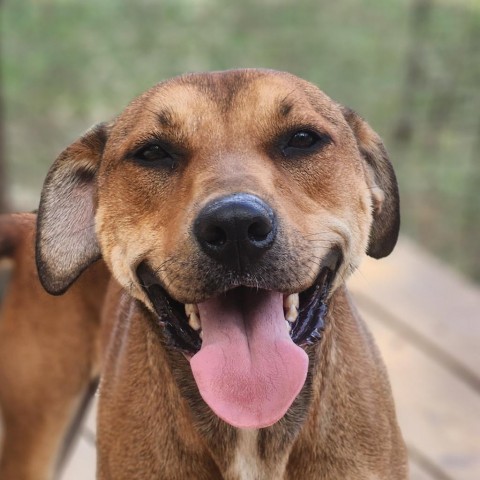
xmin=136 ymin=249 xmax=341 ymax=353
xmin=136 ymin=263 xmax=201 ymax=353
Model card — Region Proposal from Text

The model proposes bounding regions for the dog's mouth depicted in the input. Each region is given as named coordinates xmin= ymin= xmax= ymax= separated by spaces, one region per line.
xmin=136 ymin=249 xmax=341 ymax=429
xmin=137 ymin=250 xmax=341 ymax=353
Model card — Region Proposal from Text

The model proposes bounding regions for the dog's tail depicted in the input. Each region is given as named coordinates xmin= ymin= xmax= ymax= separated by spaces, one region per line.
xmin=0 ymin=212 xmax=36 ymax=260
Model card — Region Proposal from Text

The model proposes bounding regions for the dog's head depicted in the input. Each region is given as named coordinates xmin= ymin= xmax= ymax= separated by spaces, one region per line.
xmin=36 ymin=69 xmax=399 ymax=429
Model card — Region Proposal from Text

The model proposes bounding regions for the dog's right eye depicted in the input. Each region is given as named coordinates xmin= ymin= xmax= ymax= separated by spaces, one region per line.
xmin=133 ymin=144 xmax=176 ymax=169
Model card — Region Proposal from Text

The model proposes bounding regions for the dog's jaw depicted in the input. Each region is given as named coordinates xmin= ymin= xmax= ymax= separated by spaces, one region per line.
xmin=136 ymin=248 xmax=340 ymax=354
xmin=136 ymin=248 xmax=341 ymax=429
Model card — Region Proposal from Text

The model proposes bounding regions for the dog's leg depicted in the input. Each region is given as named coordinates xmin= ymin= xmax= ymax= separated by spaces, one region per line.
xmin=0 ymin=213 xmax=109 ymax=480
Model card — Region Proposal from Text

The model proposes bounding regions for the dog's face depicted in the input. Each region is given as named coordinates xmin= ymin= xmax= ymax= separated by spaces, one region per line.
xmin=36 ymin=69 xmax=399 ymax=429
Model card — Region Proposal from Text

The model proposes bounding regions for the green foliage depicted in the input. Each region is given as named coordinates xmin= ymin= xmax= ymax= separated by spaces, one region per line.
xmin=2 ymin=0 xmax=480 ymax=280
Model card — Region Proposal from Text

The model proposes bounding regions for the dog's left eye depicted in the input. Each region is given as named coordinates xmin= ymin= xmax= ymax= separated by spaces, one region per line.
xmin=283 ymin=130 xmax=331 ymax=154
xmin=288 ymin=131 xmax=318 ymax=149
xmin=134 ymin=144 xmax=176 ymax=169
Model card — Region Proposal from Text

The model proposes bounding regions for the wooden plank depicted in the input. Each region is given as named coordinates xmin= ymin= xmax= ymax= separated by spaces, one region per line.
xmin=361 ymin=306 xmax=480 ymax=480
xmin=409 ymin=461 xmax=437 ymax=480
xmin=349 ymin=236 xmax=480 ymax=391
xmin=84 ymin=394 xmax=98 ymax=438
xmin=59 ymin=436 xmax=96 ymax=480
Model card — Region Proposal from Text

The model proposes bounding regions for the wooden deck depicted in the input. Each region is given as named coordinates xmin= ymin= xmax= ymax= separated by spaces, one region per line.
xmin=349 ymin=238 xmax=480 ymax=480
xmin=12 ymin=236 xmax=480 ymax=479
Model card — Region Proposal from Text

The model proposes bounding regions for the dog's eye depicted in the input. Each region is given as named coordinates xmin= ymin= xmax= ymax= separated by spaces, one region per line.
xmin=284 ymin=130 xmax=332 ymax=155
xmin=134 ymin=144 xmax=176 ymax=169
xmin=139 ymin=145 xmax=168 ymax=161
xmin=288 ymin=131 xmax=318 ymax=149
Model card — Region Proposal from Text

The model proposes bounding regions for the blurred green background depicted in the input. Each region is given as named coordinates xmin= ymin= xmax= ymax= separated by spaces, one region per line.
xmin=1 ymin=0 xmax=479 ymax=281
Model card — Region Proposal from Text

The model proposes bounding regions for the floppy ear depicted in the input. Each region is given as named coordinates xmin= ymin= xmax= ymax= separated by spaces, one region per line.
xmin=36 ymin=123 xmax=109 ymax=295
xmin=342 ymin=108 xmax=400 ymax=259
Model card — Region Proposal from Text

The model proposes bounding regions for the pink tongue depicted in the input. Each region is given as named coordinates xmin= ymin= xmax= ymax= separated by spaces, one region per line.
xmin=190 ymin=289 xmax=308 ymax=429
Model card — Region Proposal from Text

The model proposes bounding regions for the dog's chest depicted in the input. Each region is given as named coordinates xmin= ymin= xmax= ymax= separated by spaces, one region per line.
xmin=227 ymin=429 xmax=287 ymax=480
xmin=229 ymin=429 xmax=263 ymax=480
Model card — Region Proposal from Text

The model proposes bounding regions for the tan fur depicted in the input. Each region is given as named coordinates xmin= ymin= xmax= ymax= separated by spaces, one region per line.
xmin=0 ymin=70 xmax=407 ymax=479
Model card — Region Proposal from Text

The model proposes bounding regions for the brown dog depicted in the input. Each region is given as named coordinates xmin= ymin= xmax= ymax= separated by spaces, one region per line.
xmin=0 ymin=213 xmax=109 ymax=479
xmin=0 ymin=69 xmax=407 ymax=479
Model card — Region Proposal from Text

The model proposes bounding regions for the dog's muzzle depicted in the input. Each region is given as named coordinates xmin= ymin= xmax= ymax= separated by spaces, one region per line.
xmin=136 ymin=195 xmax=342 ymax=429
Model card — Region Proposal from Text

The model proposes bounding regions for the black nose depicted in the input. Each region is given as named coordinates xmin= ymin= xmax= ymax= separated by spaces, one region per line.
xmin=194 ymin=193 xmax=277 ymax=270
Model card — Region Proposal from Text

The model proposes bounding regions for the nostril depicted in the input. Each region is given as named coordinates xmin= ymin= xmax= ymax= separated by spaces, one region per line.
xmin=248 ymin=219 xmax=272 ymax=242
xmin=202 ymin=225 xmax=228 ymax=247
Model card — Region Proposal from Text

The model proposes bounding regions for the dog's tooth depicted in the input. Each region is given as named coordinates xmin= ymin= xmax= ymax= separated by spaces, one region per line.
xmin=284 ymin=294 xmax=299 ymax=323
xmin=285 ymin=320 xmax=291 ymax=333
xmin=185 ymin=304 xmax=201 ymax=331
xmin=185 ymin=303 xmax=199 ymax=316
xmin=188 ymin=311 xmax=201 ymax=331
xmin=283 ymin=293 xmax=299 ymax=310
xmin=285 ymin=305 xmax=299 ymax=323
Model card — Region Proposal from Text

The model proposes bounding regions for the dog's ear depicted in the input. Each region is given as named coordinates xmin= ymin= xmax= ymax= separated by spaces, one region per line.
xmin=36 ymin=123 xmax=109 ymax=295
xmin=342 ymin=107 xmax=400 ymax=258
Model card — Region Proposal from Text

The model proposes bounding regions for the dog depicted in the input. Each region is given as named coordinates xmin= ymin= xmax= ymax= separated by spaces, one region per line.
xmin=0 ymin=213 xmax=109 ymax=479
xmin=0 ymin=69 xmax=407 ymax=479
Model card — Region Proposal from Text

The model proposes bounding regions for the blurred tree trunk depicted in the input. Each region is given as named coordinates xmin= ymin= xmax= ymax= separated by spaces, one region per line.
xmin=422 ymin=11 xmax=477 ymax=154
xmin=0 ymin=0 xmax=7 ymax=306
xmin=0 ymin=0 xmax=8 ymax=213
xmin=393 ymin=0 xmax=433 ymax=145
xmin=0 ymin=80 xmax=6 ymax=214
xmin=465 ymin=116 xmax=480 ymax=282
xmin=463 ymin=19 xmax=480 ymax=282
